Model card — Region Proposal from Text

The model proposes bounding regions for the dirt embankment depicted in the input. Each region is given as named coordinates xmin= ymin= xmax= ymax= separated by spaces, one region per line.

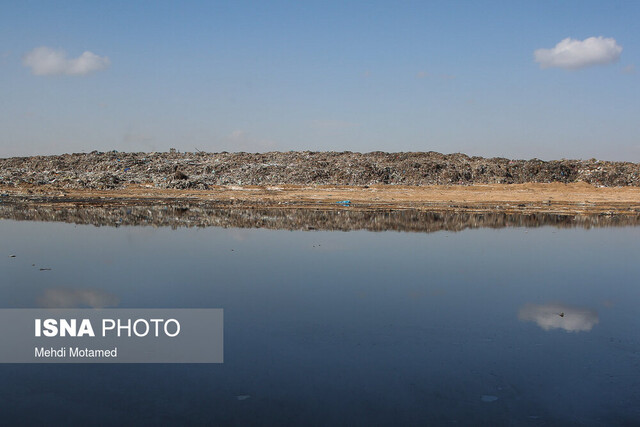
xmin=1 ymin=182 xmax=640 ymax=215
xmin=1 ymin=151 xmax=640 ymax=189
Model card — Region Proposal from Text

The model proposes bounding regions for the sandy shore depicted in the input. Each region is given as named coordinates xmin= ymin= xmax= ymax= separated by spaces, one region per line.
xmin=2 ymin=182 xmax=640 ymax=215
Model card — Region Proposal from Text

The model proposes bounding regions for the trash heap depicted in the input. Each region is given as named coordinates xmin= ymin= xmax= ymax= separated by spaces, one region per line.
xmin=1 ymin=151 xmax=639 ymax=189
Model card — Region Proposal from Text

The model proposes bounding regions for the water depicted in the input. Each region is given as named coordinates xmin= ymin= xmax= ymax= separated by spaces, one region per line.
xmin=1 ymin=213 xmax=639 ymax=425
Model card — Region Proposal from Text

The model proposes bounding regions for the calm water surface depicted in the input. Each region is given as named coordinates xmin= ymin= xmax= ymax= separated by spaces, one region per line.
xmin=1 ymin=216 xmax=639 ymax=426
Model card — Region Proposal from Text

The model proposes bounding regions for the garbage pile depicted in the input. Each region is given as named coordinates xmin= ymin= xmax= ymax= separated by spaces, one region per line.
xmin=1 ymin=151 xmax=639 ymax=189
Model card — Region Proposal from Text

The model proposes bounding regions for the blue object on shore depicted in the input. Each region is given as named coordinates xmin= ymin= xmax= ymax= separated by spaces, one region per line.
xmin=337 ymin=200 xmax=351 ymax=206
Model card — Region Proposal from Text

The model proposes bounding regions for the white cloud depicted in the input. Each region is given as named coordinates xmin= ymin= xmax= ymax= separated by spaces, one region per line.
xmin=518 ymin=303 xmax=599 ymax=332
xmin=23 ymin=46 xmax=110 ymax=76
xmin=534 ymin=36 xmax=622 ymax=70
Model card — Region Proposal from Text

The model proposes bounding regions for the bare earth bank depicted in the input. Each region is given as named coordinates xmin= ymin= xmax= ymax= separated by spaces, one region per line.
xmin=2 ymin=182 xmax=640 ymax=215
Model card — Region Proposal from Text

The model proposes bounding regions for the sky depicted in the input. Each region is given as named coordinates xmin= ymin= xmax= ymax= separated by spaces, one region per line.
xmin=0 ymin=0 xmax=638 ymax=160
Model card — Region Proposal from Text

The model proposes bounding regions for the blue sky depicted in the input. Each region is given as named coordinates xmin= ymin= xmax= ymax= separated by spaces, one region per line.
xmin=0 ymin=1 xmax=638 ymax=160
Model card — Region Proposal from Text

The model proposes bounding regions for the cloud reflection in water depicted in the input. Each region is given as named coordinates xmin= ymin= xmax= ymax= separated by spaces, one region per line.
xmin=518 ymin=303 xmax=599 ymax=332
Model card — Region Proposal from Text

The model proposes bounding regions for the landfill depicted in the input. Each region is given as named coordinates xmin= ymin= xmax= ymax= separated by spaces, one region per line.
xmin=1 ymin=151 xmax=639 ymax=189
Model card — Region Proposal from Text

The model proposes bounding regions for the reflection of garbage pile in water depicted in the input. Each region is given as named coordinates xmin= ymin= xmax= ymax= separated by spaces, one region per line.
xmin=518 ymin=303 xmax=599 ymax=332
xmin=1 ymin=151 xmax=640 ymax=189
xmin=1 ymin=202 xmax=640 ymax=231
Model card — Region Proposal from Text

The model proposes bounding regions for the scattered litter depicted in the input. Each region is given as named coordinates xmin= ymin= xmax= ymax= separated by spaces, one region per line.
xmin=337 ymin=200 xmax=351 ymax=206
xmin=236 ymin=395 xmax=251 ymax=401
xmin=481 ymin=395 xmax=498 ymax=403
